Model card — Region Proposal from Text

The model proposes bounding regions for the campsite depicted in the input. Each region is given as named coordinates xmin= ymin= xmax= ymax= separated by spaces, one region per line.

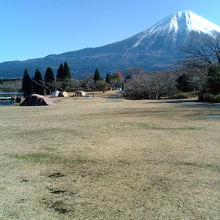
xmin=0 ymin=93 xmax=219 ymax=219
xmin=1 ymin=1 xmax=220 ymax=219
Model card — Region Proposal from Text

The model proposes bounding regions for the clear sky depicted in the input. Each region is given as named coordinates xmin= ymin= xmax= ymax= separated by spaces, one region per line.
xmin=1 ymin=0 xmax=220 ymax=62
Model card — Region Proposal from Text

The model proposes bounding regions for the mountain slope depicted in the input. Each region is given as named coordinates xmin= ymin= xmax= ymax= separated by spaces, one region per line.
xmin=1 ymin=11 xmax=220 ymax=79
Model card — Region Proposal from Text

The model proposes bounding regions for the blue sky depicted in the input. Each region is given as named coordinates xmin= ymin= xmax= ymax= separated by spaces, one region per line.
xmin=1 ymin=0 xmax=220 ymax=62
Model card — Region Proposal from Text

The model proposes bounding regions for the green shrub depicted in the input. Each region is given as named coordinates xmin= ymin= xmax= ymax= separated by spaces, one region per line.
xmin=169 ymin=92 xmax=197 ymax=99
xmin=201 ymin=93 xmax=220 ymax=103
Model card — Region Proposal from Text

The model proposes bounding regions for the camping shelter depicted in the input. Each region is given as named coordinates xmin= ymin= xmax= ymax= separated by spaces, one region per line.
xmin=75 ymin=91 xmax=87 ymax=97
xmin=58 ymin=91 xmax=69 ymax=97
xmin=50 ymin=90 xmax=60 ymax=97
xmin=20 ymin=94 xmax=53 ymax=106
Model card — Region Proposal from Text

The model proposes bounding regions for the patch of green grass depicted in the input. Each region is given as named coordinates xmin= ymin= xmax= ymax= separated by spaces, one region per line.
xmin=12 ymin=153 xmax=49 ymax=163
xmin=8 ymin=212 xmax=20 ymax=219
xmin=10 ymin=153 xmax=95 ymax=167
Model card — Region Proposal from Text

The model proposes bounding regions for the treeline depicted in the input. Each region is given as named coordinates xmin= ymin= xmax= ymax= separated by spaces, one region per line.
xmin=22 ymin=62 xmax=75 ymax=96
xmin=22 ymin=63 xmax=125 ymax=96
xmin=176 ymin=64 xmax=220 ymax=102
xmin=123 ymin=64 xmax=220 ymax=102
xmin=21 ymin=62 xmax=220 ymax=102
xmin=0 ymin=79 xmax=22 ymax=92
xmin=90 ymin=69 xmax=124 ymax=92
xmin=123 ymin=69 xmax=178 ymax=100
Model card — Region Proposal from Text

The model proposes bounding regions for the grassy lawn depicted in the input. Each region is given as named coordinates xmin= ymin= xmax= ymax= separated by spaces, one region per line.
xmin=0 ymin=95 xmax=220 ymax=219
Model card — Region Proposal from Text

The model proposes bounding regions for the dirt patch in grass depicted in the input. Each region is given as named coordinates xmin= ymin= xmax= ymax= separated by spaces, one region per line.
xmin=47 ymin=200 xmax=71 ymax=214
xmin=49 ymin=189 xmax=67 ymax=194
xmin=48 ymin=172 xmax=66 ymax=178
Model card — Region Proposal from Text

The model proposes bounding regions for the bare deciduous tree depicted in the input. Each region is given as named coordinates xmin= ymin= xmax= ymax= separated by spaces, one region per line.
xmin=125 ymin=70 xmax=178 ymax=99
xmin=187 ymin=67 xmax=208 ymax=92
xmin=183 ymin=34 xmax=220 ymax=66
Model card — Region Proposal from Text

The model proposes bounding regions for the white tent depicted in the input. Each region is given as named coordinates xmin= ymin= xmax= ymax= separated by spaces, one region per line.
xmin=59 ymin=91 xmax=69 ymax=97
xmin=75 ymin=91 xmax=87 ymax=97
xmin=50 ymin=90 xmax=60 ymax=97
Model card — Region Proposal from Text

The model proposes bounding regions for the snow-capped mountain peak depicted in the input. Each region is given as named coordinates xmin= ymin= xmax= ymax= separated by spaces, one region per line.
xmin=175 ymin=11 xmax=220 ymax=33
xmin=133 ymin=10 xmax=220 ymax=47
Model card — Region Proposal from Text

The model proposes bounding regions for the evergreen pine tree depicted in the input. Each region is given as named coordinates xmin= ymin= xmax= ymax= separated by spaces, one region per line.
xmin=33 ymin=68 xmax=43 ymax=81
xmin=45 ymin=67 xmax=55 ymax=82
xmin=63 ymin=62 xmax=71 ymax=79
xmin=22 ymin=68 xmax=32 ymax=97
xmin=94 ymin=69 xmax=101 ymax=82
xmin=32 ymin=68 xmax=44 ymax=95
xmin=176 ymin=74 xmax=193 ymax=92
xmin=45 ymin=67 xmax=56 ymax=94
xmin=207 ymin=65 xmax=220 ymax=94
xmin=56 ymin=64 xmax=64 ymax=81
xmin=106 ymin=74 xmax=111 ymax=84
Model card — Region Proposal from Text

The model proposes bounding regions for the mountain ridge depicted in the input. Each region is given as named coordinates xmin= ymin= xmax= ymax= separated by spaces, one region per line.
xmin=0 ymin=11 xmax=220 ymax=79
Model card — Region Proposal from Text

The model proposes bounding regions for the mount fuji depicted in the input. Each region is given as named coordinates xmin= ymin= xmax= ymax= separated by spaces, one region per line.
xmin=1 ymin=11 xmax=220 ymax=79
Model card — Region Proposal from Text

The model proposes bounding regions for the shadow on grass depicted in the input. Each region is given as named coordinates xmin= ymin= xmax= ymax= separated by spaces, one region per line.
xmin=124 ymin=122 xmax=202 ymax=131
xmin=138 ymin=123 xmax=200 ymax=130
xmin=146 ymin=99 xmax=197 ymax=104
xmin=149 ymin=99 xmax=220 ymax=109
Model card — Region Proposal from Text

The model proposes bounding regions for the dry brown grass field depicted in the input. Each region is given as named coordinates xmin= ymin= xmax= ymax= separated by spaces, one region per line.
xmin=0 ymin=93 xmax=220 ymax=220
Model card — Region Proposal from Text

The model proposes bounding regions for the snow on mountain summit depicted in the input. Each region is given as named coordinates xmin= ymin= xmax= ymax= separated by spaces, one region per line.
xmin=133 ymin=11 xmax=220 ymax=47
xmin=175 ymin=11 xmax=220 ymax=33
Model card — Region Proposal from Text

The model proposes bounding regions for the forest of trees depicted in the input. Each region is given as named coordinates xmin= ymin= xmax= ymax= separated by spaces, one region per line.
xmin=22 ymin=62 xmax=76 ymax=96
